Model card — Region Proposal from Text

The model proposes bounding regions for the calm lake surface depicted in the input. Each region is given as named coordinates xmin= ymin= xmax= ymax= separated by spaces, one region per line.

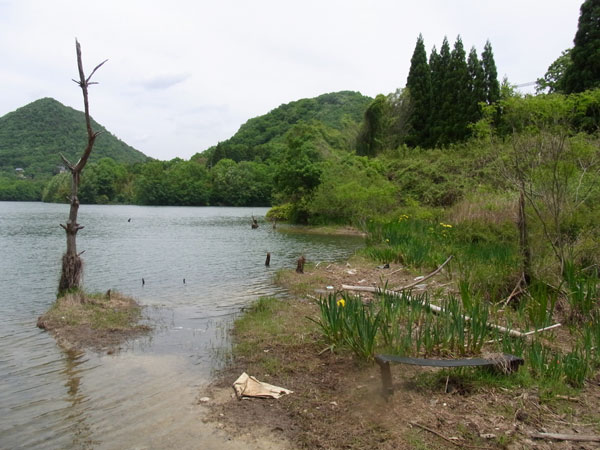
xmin=0 ymin=202 xmax=363 ymax=449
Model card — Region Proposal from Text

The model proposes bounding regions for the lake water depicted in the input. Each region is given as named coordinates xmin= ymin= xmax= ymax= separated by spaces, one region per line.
xmin=0 ymin=202 xmax=363 ymax=449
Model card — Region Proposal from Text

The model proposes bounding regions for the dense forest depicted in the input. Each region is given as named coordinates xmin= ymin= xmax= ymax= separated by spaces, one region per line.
xmin=0 ymin=97 xmax=147 ymax=201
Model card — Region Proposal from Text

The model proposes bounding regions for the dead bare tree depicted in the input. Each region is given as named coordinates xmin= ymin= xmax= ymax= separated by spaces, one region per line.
xmin=510 ymin=129 xmax=600 ymax=278
xmin=58 ymin=40 xmax=107 ymax=294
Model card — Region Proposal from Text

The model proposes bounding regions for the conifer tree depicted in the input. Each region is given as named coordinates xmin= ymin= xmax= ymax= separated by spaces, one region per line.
xmin=406 ymin=34 xmax=432 ymax=147
xmin=564 ymin=0 xmax=600 ymax=93
xmin=429 ymin=38 xmax=452 ymax=146
xmin=482 ymin=40 xmax=500 ymax=104
xmin=444 ymin=36 xmax=470 ymax=142
xmin=467 ymin=46 xmax=486 ymax=124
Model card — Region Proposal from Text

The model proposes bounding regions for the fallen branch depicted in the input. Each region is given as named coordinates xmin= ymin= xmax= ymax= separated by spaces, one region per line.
xmin=522 ymin=323 xmax=561 ymax=336
xmin=530 ymin=432 xmax=600 ymax=442
xmin=393 ymin=255 xmax=453 ymax=291
xmin=389 ymin=266 xmax=403 ymax=276
xmin=409 ymin=422 xmax=492 ymax=449
xmin=344 ymin=256 xmax=452 ymax=294
xmin=502 ymin=272 xmax=525 ymax=308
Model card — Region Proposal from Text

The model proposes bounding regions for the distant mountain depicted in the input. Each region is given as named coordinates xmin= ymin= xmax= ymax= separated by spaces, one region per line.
xmin=0 ymin=98 xmax=147 ymax=177
xmin=199 ymin=91 xmax=372 ymax=164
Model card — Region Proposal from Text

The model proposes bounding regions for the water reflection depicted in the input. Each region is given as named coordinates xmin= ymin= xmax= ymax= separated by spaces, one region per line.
xmin=61 ymin=351 xmax=95 ymax=449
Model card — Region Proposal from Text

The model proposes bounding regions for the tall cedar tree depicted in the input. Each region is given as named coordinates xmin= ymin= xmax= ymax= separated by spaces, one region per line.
xmin=482 ymin=40 xmax=500 ymax=104
xmin=564 ymin=0 xmax=600 ymax=93
xmin=429 ymin=38 xmax=452 ymax=146
xmin=406 ymin=34 xmax=432 ymax=146
xmin=467 ymin=46 xmax=486 ymax=124
xmin=444 ymin=36 xmax=471 ymax=142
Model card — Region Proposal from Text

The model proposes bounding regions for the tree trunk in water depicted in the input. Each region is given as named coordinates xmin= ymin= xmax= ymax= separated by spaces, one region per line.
xmin=265 ymin=252 xmax=271 ymax=266
xmin=58 ymin=40 xmax=106 ymax=295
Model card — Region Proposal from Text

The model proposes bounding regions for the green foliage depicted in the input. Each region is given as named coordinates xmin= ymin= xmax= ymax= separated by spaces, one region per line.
xmin=536 ymin=49 xmax=572 ymax=94
xmin=201 ymin=91 xmax=371 ymax=165
xmin=564 ymin=0 xmax=600 ymax=94
xmin=443 ymin=36 xmax=471 ymax=143
xmin=341 ymin=297 xmax=382 ymax=360
xmin=563 ymin=261 xmax=599 ymax=320
xmin=307 ymin=154 xmax=397 ymax=225
xmin=308 ymin=293 xmax=347 ymax=347
xmin=42 ymin=172 xmax=71 ymax=203
xmin=133 ymin=159 xmax=211 ymax=206
xmin=79 ymin=158 xmax=130 ymax=204
xmin=356 ymin=90 xmax=412 ymax=156
xmin=210 ymin=159 xmax=272 ymax=206
xmin=429 ymin=37 xmax=452 ymax=146
xmin=406 ymin=36 xmax=500 ymax=148
xmin=0 ymin=98 xmax=147 ymax=177
xmin=481 ymin=40 xmax=500 ymax=105
xmin=405 ymin=34 xmax=432 ymax=146
xmin=466 ymin=47 xmax=486 ymax=125
xmin=0 ymin=176 xmax=44 ymax=201
xmin=266 ymin=203 xmax=293 ymax=221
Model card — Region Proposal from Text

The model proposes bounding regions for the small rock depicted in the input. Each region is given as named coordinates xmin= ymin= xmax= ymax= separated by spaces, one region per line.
xmin=480 ymin=433 xmax=496 ymax=439
xmin=199 ymin=397 xmax=210 ymax=403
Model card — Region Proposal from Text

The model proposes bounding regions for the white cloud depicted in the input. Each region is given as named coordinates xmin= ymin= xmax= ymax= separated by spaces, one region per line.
xmin=0 ymin=0 xmax=583 ymax=160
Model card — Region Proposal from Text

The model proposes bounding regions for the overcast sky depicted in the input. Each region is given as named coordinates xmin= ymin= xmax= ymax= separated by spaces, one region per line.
xmin=0 ymin=0 xmax=583 ymax=161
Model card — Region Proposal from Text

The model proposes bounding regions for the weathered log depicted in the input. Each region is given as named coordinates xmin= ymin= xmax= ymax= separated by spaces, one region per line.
xmin=530 ymin=432 xmax=600 ymax=442
xmin=265 ymin=252 xmax=271 ymax=266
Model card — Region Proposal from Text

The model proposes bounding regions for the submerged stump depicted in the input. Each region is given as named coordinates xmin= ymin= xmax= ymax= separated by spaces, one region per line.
xmin=296 ymin=256 xmax=306 ymax=274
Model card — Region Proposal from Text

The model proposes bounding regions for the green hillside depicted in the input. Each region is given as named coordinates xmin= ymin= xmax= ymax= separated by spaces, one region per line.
xmin=0 ymin=98 xmax=147 ymax=177
xmin=200 ymin=91 xmax=372 ymax=165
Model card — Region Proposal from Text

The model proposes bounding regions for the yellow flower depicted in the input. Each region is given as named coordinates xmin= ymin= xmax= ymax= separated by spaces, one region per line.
xmin=439 ymin=222 xmax=453 ymax=228
xmin=337 ymin=298 xmax=346 ymax=307
xmin=385 ymin=238 xmax=390 ymax=243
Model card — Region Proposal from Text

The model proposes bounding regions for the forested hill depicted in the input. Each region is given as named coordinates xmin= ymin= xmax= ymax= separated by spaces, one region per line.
xmin=199 ymin=91 xmax=372 ymax=165
xmin=0 ymin=98 xmax=147 ymax=177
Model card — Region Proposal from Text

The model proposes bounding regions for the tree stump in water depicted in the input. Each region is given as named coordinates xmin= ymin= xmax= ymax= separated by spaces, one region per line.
xmin=296 ymin=256 xmax=306 ymax=274
xmin=265 ymin=252 xmax=271 ymax=267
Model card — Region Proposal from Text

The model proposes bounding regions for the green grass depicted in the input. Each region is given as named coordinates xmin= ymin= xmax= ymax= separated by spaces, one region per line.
xmin=42 ymin=290 xmax=143 ymax=330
